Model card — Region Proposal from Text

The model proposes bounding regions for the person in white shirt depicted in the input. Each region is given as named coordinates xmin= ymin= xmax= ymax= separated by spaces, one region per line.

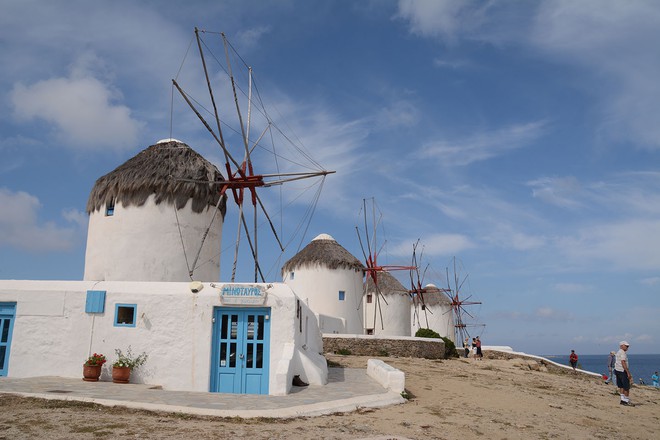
xmin=614 ymin=341 xmax=633 ymax=406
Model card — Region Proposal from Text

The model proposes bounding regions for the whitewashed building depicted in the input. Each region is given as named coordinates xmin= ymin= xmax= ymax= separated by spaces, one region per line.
xmin=282 ymin=234 xmax=366 ymax=334
xmin=0 ymin=280 xmax=326 ymax=395
xmin=0 ymin=140 xmax=327 ymax=395
xmin=84 ymin=139 xmax=225 ymax=282
xmin=410 ymin=284 xmax=455 ymax=342
xmin=364 ymin=272 xmax=411 ymax=336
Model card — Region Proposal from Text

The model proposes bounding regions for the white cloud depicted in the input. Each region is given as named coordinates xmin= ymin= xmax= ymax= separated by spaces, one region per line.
xmin=390 ymin=232 xmax=475 ymax=258
xmin=491 ymin=307 xmax=573 ymax=322
xmin=375 ymin=99 xmax=420 ymax=129
xmin=530 ymin=1 xmax=660 ymax=150
xmin=433 ymin=57 xmax=471 ymax=69
xmin=528 ymin=176 xmax=583 ymax=208
xmin=0 ymin=188 xmax=81 ymax=252
xmin=635 ymin=334 xmax=653 ymax=343
xmin=418 ymin=121 xmax=546 ymax=166
xmin=235 ymin=26 xmax=272 ymax=51
xmin=529 ymin=172 xmax=660 ymax=218
xmin=558 ymin=220 xmax=660 ymax=270
xmin=536 ymin=307 xmax=572 ymax=321
xmin=396 ymin=0 xmax=487 ymax=42
xmin=10 ymin=63 xmax=143 ymax=151
xmin=593 ymin=172 xmax=660 ymax=216
xmin=242 ymin=92 xmax=370 ymax=219
xmin=62 ymin=209 xmax=89 ymax=231
xmin=391 ymin=178 xmax=550 ymax=257
xmin=501 ymin=230 xmax=546 ymax=252
xmin=554 ymin=283 xmax=593 ymax=294
xmin=397 ymin=0 xmax=660 ymax=150
xmin=639 ymin=277 xmax=660 ymax=286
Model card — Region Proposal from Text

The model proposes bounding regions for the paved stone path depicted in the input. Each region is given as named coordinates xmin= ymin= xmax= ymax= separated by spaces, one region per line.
xmin=0 ymin=368 xmax=405 ymax=418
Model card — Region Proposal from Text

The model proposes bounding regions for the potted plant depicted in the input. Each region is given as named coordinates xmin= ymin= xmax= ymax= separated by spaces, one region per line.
xmin=112 ymin=346 xmax=148 ymax=384
xmin=82 ymin=353 xmax=107 ymax=382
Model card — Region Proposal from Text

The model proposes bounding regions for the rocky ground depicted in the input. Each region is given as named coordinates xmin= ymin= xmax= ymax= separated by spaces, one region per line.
xmin=1 ymin=353 xmax=658 ymax=439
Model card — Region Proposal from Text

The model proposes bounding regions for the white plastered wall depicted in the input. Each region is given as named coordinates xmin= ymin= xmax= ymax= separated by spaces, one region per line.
xmin=410 ymin=302 xmax=455 ymax=341
xmin=84 ymin=195 xmax=223 ymax=282
xmin=283 ymin=266 xmax=364 ymax=334
xmin=0 ymin=280 xmax=326 ymax=395
xmin=364 ymin=292 xmax=412 ymax=336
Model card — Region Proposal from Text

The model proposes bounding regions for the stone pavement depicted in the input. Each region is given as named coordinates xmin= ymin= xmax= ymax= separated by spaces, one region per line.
xmin=0 ymin=368 xmax=406 ymax=418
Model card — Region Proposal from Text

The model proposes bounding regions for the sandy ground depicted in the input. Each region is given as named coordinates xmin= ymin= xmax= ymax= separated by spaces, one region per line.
xmin=1 ymin=353 xmax=658 ymax=440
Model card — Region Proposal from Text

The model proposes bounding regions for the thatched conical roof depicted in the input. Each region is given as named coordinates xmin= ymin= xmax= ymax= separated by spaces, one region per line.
xmin=86 ymin=139 xmax=227 ymax=215
xmin=282 ymin=234 xmax=365 ymax=274
xmin=365 ymin=271 xmax=409 ymax=297
xmin=422 ymin=284 xmax=452 ymax=307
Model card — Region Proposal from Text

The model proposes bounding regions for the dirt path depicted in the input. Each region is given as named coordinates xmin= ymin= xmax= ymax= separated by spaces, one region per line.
xmin=1 ymin=354 xmax=658 ymax=439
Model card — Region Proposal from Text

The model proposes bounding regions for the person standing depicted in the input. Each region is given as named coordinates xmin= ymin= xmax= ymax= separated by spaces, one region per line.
xmin=569 ymin=350 xmax=578 ymax=372
xmin=652 ymin=371 xmax=659 ymax=388
xmin=614 ymin=341 xmax=633 ymax=406
xmin=476 ymin=336 xmax=483 ymax=360
xmin=606 ymin=351 xmax=617 ymax=387
xmin=463 ymin=337 xmax=470 ymax=358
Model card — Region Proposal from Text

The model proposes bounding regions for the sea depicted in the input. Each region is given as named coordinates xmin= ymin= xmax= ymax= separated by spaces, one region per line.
xmin=542 ymin=353 xmax=660 ymax=385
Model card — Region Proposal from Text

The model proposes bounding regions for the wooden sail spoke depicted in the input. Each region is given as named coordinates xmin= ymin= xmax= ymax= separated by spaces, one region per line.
xmin=174 ymin=28 xmax=334 ymax=281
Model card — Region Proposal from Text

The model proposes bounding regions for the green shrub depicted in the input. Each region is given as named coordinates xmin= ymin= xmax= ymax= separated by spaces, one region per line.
xmin=440 ymin=336 xmax=459 ymax=358
xmin=415 ymin=328 xmax=441 ymax=339
xmin=415 ymin=328 xmax=458 ymax=358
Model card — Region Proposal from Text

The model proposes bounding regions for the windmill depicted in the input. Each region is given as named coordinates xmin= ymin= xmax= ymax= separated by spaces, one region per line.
xmin=442 ymin=257 xmax=484 ymax=344
xmin=408 ymin=240 xmax=453 ymax=335
xmin=356 ymin=198 xmax=414 ymax=332
xmin=171 ymin=28 xmax=334 ymax=282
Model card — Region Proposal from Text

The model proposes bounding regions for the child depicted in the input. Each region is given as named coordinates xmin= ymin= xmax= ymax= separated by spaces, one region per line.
xmin=652 ymin=371 xmax=659 ymax=388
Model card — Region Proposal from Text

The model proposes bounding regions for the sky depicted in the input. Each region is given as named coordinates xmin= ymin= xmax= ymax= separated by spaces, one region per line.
xmin=1 ymin=0 xmax=659 ymax=355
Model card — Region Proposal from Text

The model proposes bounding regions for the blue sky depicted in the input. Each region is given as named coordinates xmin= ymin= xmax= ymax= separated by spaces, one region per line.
xmin=2 ymin=0 xmax=659 ymax=355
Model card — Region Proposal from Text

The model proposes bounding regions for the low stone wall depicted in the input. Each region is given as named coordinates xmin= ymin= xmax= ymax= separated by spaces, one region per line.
xmin=323 ymin=334 xmax=446 ymax=359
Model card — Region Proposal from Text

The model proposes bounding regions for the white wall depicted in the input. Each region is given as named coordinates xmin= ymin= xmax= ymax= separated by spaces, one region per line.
xmin=283 ymin=266 xmax=364 ymax=334
xmin=84 ymin=195 xmax=223 ymax=282
xmin=410 ymin=301 xmax=455 ymax=341
xmin=364 ymin=291 xmax=412 ymax=336
xmin=0 ymin=280 xmax=326 ymax=395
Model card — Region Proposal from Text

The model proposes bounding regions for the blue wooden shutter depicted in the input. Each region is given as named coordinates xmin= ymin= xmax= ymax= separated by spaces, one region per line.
xmin=85 ymin=290 xmax=106 ymax=313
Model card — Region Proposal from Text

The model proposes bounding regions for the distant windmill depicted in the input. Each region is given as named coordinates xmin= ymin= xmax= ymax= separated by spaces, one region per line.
xmin=443 ymin=257 xmax=485 ymax=344
xmin=356 ymin=198 xmax=414 ymax=331
xmin=408 ymin=240 xmax=452 ymax=335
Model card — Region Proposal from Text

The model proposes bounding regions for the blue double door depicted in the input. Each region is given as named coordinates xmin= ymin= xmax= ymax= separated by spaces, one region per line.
xmin=0 ymin=303 xmax=16 ymax=376
xmin=211 ymin=307 xmax=270 ymax=394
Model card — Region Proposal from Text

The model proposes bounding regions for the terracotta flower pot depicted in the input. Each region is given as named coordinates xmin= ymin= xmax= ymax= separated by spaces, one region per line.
xmin=112 ymin=366 xmax=131 ymax=384
xmin=82 ymin=364 xmax=102 ymax=382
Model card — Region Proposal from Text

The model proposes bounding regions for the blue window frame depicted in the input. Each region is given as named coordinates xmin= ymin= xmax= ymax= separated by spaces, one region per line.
xmin=105 ymin=198 xmax=115 ymax=216
xmin=85 ymin=290 xmax=106 ymax=313
xmin=114 ymin=304 xmax=137 ymax=327
xmin=338 ymin=290 xmax=345 ymax=301
xmin=0 ymin=302 xmax=16 ymax=376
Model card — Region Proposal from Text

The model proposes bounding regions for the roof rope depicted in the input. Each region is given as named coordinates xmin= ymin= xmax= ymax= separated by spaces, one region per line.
xmin=189 ymin=192 xmax=225 ymax=277
xmin=172 ymin=197 xmax=193 ymax=280
xmin=170 ymin=34 xmax=195 ymax=141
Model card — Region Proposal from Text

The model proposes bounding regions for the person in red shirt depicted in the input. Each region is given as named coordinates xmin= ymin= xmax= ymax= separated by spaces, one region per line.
xmin=569 ymin=350 xmax=578 ymax=373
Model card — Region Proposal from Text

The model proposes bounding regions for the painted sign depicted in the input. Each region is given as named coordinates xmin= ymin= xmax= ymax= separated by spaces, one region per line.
xmin=220 ymin=285 xmax=267 ymax=305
